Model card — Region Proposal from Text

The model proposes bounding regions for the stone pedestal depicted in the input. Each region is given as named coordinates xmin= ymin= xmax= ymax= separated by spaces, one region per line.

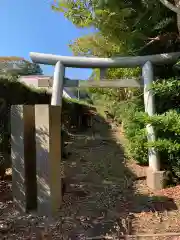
xmin=35 ymin=105 xmax=62 ymax=216
xmin=146 ymin=167 xmax=165 ymax=190
xmin=11 ymin=105 xmax=37 ymax=212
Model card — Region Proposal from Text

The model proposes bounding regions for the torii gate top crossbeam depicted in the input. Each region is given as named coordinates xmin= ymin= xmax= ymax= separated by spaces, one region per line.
xmin=30 ymin=52 xmax=180 ymax=68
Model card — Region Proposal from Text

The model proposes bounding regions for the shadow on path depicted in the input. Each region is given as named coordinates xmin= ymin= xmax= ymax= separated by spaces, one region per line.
xmin=61 ymin=109 xmax=177 ymax=239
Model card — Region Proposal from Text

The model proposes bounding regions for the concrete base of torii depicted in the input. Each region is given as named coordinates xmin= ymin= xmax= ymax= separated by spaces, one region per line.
xmin=146 ymin=167 xmax=166 ymax=190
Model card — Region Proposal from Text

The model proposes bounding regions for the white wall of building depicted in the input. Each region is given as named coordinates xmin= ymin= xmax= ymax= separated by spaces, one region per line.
xmin=19 ymin=75 xmax=78 ymax=100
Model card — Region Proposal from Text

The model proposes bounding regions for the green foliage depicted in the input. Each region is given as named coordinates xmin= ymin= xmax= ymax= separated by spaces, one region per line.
xmin=53 ymin=0 xmax=180 ymax=88
xmin=91 ymin=78 xmax=180 ymax=183
xmin=55 ymin=0 xmax=180 ymax=102
xmin=53 ymin=0 xmax=178 ymax=56
xmin=87 ymin=67 xmax=141 ymax=103
xmin=152 ymin=79 xmax=180 ymax=113
xmin=0 ymin=75 xmax=51 ymax=176
xmin=52 ymin=0 xmax=180 ymax=184
xmin=17 ymin=62 xmax=43 ymax=76
xmin=69 ymin=32 xmax=126 ymax=57
xmin=0 ymin=75 xmax=90 ymax=177
xmin=7 ymin=62 xmax=43 ymax=77
xmin=0 ymin=59 xmax=43 ymax=77
xmin=0 ymin=75 xmax=50 ymax=104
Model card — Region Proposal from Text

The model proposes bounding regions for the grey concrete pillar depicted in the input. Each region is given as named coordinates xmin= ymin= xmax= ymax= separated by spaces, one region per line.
xmin=11 ymin=105 xmax=37 ymax=212
xmin=142 ymin=61 xmax=160 ymax=171
xmin=142 ymin=62 xmax=165 ymax=190
xmin=51 ymin=61 xmax=64 ymax=106
xmin=35 ymin=104 xmax=62 ymax=216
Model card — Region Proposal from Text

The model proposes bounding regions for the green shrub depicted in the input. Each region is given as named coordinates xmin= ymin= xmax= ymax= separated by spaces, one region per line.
xmin=0 ymin=75 xmax=91 ymax=177
xmin=91 ymin=78 xmax=180 ymax=183
xmin=125 ymin=79 xmax=180 ymax=182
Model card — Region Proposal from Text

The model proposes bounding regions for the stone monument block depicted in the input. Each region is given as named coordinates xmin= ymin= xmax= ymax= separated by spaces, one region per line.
xmin=11 ymin=105 xmax=37 ymax=212
xmin=35 ymin=105 xmax=62 ymax=216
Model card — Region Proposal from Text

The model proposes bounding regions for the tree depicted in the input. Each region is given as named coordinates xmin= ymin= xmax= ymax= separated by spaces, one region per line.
xmin=17 ymin=61 xmax=43 ymax=76
xmin=52 ymin=0 xmax=180 ymax=100
xmin=158 ymin=0 xmax=180 ymax=34
xmin=69 ymin=32 xmax=126 ymax=57
xmin=52 ymin=0 xmax=178 ymax=55
xmin=0 ymin=57 xmax=43 ymax=76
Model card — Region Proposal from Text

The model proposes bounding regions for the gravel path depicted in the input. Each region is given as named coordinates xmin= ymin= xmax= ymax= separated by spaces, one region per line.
xmin=0 ymin=114 xmax=180 ymax=239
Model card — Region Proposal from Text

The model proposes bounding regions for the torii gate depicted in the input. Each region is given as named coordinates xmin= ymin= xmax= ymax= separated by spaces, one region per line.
xmin=30 ymin=51 xmax=180 ymax=169
xmin=10 ymin=51 xmax=180 ymax=217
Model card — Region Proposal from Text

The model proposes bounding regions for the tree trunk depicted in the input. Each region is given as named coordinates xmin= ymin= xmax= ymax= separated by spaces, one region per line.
xmin=177 ymin=13 xmax=180 ymax=34
xmin=175 ymin=0 xmax=180 ymax=34
xmin=159 ymin=0 xmax=180 ymax=34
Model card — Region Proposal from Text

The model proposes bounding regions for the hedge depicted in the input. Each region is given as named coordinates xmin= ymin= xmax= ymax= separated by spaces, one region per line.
xmin=0 ymin=75 xmax=91 ymax=177
xmin=91 ymin=78 xmax=180 ymax=185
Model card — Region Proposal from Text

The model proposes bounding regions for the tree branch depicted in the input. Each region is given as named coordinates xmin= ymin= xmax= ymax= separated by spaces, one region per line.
xmin=159 ymin=0 xmax=180 ymax=14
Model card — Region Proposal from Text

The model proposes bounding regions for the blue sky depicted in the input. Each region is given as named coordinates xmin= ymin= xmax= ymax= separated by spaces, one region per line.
xmin=0 ymin=0 xmax=93 ymax=79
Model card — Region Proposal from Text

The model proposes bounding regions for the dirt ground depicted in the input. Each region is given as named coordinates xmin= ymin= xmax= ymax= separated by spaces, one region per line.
xmin=0 ymin=111 xmax=180 ymax=239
